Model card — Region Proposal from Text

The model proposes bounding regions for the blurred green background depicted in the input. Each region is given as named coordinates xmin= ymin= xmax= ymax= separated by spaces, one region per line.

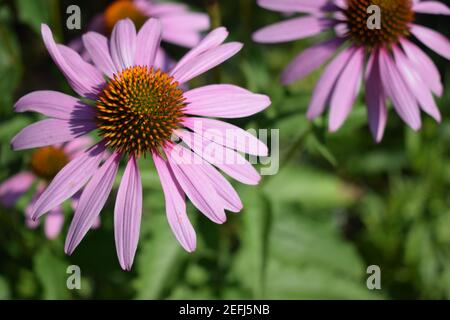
xmin=0 ymin=0 xmax=449 ymax=300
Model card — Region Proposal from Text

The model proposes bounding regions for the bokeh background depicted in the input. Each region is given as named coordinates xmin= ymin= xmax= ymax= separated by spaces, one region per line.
xmin=0 ymin=0 xmax=449 ymax=299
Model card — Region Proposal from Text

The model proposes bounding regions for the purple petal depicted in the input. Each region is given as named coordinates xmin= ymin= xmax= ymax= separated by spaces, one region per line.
xmin=252 ymin=16 xmax=329 ymax=43
xmin=135 ymin=18 xmax=162 ymax=68
xmin=41 ymin=24 xmax=104 ymax=98
xmin=160 ymin=12 xmax=210 ymax=47
xmin=365 ymin=49 xmax=387 ymax=143
xmin=82 ymin=32 xmax=117 ymax=78
xmin=14 ymin=91 xmax=95 ymax=120
xmin=410 ymin=24 xmax=450 ymax=59
xmin=63 ymin=136 xmax=93 ymax=158
xmin=44 ymin=207 xmax=65 ymax=240
xmin=171 ymin=42 xmax=243 ymax=84
xmin=153 ymin=152 xmax=196 ymax=252
xmin=183 ymin=117 xmax=268 ymax=156
xmin=0 ymin=172 xmax=35 ymax=207
xmin=65 ymin=153 xmax=120 ymax=255
xmin=114 ymin=156 xmax=143 ymax=271
xmin=30 ymin=142 xmax=105 ymax=220
xmin=281 ymin=38 xmax=343 ymax=84
xmin=400 ymin=38 xmax=443 ymax=96
xmin=171 ymin=27 xmax=228 ymax=75
xmin=257 ymin=0 xmax=330 ymax=13
xmin=414 ymin=1 xmax=450 ymax=15
xmin=166 ymin=144 xmax=226 ymax=224
xmin=307 ymin=47 xmax=354 ymax=119
xmin=393 ymin=46 xmax=441 ymax=122
xmin=379 ymin=49 xmax=421 ymax=130
xmin=329 ymin=47 xmax=364 ymax=132
xmin=110 ymin=19 xmax=137 ymax=71
xmin=183 ymin=85 xmax=270 ymax=118
xmin=11 ymin=118 xmax=96 ymax=151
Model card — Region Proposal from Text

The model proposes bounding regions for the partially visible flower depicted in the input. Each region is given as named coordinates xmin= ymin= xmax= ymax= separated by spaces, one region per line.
xmin=12 ymin=18 xmax=270 ymax=270
xmin=0 ymin=137 xmax=94 ymax=239
xmin=253 ymin=0 xmax=450 ymax=142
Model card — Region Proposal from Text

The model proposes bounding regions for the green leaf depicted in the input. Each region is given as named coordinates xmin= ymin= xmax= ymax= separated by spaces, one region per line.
xmin=15 ymin=0 xmax=60 ymax=35
xmin=34 ymin=246 xmax=70 ymax=299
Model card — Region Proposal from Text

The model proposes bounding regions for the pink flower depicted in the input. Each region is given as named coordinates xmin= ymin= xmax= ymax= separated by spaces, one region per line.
xmin=0 ymin=138 xmax=92 ymax=239
xmin=253 ymin=0 xmax=450 ymax=142
xmin=12 ymin=19 xmax=271 ymax=270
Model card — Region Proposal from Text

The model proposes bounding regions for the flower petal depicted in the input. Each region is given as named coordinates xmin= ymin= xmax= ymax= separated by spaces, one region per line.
xmin=44 ymin=207 xmax=65 ymax=240
xmin=0 ymin=172 xmax=35 ymax=207
xmin=82 ymin=32 xmax=117 ymax=78
xmin=252 ymin=16 xmax=329 ymax=43
xmin=166 ymin=144 xmax=226 ymax=224
xmin=257 ymin=0 xmax=330 ymax=13
xmin=153 ymin=152 xmax=196 ymax=252
xmin=135 ymin=18 xmax=162 ymax=68
xmin=183 ymin=117 xmax=268 ymax=156
xmin=307 ymin=47 xmax=354 ymax=119
xmin=183 ymin=85 xmax=270 ymax=118
xmin=65 ymin=153 xmax=120 ymax=255
xmin=281 ymin=38 xmax=343 ymax=84
xmin=329 ymin=47 xmax=364 ymax=132
xmin=30 ymin=142 xmax=105 ymax=220
xmin=159 ymin=12 xmax=210 ymax=47
xmin=171 ymin=27 xmax=229 ymax=75
xmin=414 ymin=1 xmax=450 ymax=15
xmin=365 ymin=49 xmax=387 ymax=143
xmin=410 ymin=24 xmax=450 ymax=60
xmin=14 ymin=91 xmax=95 ymax=120
xmin=379 ymin=49 xmax=421 ymax=130
xmin=110 ymin=18 xmax=137 ymax=70
xmin=11 ymin=118 xmax=96 ymax=151
xmin=114 ymin=156 xmax=143 ymax=271
xmin=171 ymin=43 xmax=242 ymax=84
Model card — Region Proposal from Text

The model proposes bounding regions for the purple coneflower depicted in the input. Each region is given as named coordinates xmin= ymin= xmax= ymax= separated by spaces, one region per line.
xmin=0 ymin=138 xmax=95 ymax=239
xmin=253 ymin=0 xmax=450 ymax=141
xmin=12 ymin=18 xmax=270 ymax=270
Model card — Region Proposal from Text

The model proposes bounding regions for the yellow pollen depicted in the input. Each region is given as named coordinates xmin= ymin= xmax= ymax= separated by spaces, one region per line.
xmin=344 ymin=0 xmax=414 ymax=47
xmin=30 ymin=146 xmax=69 ymax=181
xmin=95 ymin=66 xmax=186 ymax=157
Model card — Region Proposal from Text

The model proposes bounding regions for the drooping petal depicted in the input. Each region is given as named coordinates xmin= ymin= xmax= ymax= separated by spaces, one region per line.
xmin=11 ymin=118 xmax=96 ymax=151
xmin=41 ymin=24 xmax=104 ymax=98
xmin=307 ymin=47 xmax=354 ymax=119
xmin=135 ymin=18 xmax=162 ymax=68
xmin=252 ymin=16 xmax=329 ymax=43
xmin=183 ymin=85 xmax=270 ymax=118
xmin=379 ymin=49 xmax=421 ymax=130
xmin=410 ymin=24 xmax=450 ymax=59
xmin=400 ymin=38 xmax=443 ymax=96
xmin=281 ymin=38 xmax=343 ymax=84
xmin=65 ymin=153 xmax=121 ymax=255
xmin=0 ymin=172 xmax=35 ymax=207
xmin=176 ymin=130 xmax=261 ymax=185
xmin=153 ymin=152 xmax=196 ymax=252
xmin=171 ymin=43 xmax=242 ymax=84
xmin=14 ymin=91 xmax=95 ymax=121
xmin=329 ymin=47 xmax=364 ymax=132
xmin=110 ymin=18 xmax=137 ymax=71
xmin=365 ymin=49 xmax=387 ymax=143
xmin=257 ymin=0 xmax=330 ymax=13
xmin=44 ymin=207 xmax=65 ymax=240
xmin=393 ymin=46 xmax=441 ymax=122
xmin=114 ymin=156 xmax=143 ymax=271
xmin=166 ymin=144 xmax=226 ymax=224
xmin=171 ymin=27 xmax=228 ymax=75
xmin=183 ymin=117 xmax=268 ymax=156
xmin=82 ymin=32 xmax=117 ymax=78
xmin=30 ymin=142 xmax=106 ymax=220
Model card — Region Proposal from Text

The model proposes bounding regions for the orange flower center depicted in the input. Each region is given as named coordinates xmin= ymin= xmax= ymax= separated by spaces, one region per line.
xmin=30 ymin=146 xmax=69 ymax=181
xmin=96 ymin=66 xmax=186 ymax=157
xmin=344 ymin=0 xmax=414 ymax=47
xmin=104 ymin=0 xmax=148 ymax=34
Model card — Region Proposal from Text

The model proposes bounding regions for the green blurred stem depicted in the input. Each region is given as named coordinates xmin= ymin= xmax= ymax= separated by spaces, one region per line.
xmin=205 ymin=0 xmax=222 ymax=82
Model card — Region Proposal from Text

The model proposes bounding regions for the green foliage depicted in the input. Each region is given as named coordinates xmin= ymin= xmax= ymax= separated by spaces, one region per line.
xmin=0 ymin=0 xmax=449 ymax=300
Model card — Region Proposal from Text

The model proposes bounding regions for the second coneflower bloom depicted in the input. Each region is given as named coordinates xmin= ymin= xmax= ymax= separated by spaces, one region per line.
xmin=253 ymin=0 xmax=450 ymax=141
xmin=12 ymin=19 xmax=270 ymax=270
